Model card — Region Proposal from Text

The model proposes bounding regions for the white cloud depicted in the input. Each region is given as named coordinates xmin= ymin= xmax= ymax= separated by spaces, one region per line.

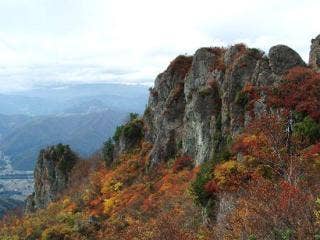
xmin=0 ymin=0 xmax=318 ymax=92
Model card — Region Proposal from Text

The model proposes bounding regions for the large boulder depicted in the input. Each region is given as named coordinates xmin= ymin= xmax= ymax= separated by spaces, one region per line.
xmin=268 ymin=44 xmax=306 ymax=75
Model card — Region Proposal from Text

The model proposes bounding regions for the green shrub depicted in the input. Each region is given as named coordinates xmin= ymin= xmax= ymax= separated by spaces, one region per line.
xmin=294 ymin=115 xmax=320 ymax=143
xmin=273 ymin=228 xmax=293 ymax=240
xmin=102 ymin=138 xmax=114 ymax=167
xmin=190 ymin=160 xmax=217 ymax=219
xmin=248 ymin=235 xmax=257 ymax=240
xmin=113 ymin=125 xmax=125 ymax=142
xmin=112 ymin=113 xmax=143 ymax=144
xmin=122 ymin=119 xmax=143 ymax=140
xmin=54 ymin=144 xmax=77 ymax=174
xmin=190 ymin=160 xmax=215 ymax=207
xmin=129 ymin=112 xmax=139 ymax=121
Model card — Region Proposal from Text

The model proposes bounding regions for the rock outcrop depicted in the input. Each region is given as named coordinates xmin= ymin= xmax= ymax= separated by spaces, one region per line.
xmin=269 ymin=44 xmax=306 ymax=75
xmin=309 ymin=35 xmax=320 ymax=72
xmin=144 ymin=43 xmax=307 ymax=165
xmin=25 ymin=144 xmax=78 ymax=212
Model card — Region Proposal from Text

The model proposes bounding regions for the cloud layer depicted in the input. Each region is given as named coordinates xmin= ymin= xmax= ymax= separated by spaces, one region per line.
xmin=0 ymin=0 xmax=318 ymax=92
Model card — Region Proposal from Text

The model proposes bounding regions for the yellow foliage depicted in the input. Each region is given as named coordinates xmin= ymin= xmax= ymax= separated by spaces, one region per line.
xmin=113 ymin=181 xmax=123 ymax=191
xmin=242 ymin=134 xmax=257 ymax=144
xmin=103 ymin=197 xmax=116 ymax=215
xmin=214 ymin=160 xmax=246 ymax=186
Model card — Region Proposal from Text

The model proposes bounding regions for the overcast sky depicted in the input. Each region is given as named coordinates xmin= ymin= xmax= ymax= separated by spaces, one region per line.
xmin=0 ymin=0 xmax=318 ymax=92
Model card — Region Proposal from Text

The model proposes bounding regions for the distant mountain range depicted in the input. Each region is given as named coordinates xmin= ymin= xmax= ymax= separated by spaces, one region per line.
xmin=0 ymin=83 xmax=149 ymax=115
xmin=0 ymin=83 xmax=149 ymax=170
xmin=0 ymin=110 xmax=127 ymax=170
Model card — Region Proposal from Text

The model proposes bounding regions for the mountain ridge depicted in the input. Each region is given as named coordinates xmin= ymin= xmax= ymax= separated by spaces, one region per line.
xmin=1 ymin=35 xmax=320 ymax=239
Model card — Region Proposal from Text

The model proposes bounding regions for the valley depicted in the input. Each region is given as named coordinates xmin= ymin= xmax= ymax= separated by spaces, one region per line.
xmin=0 ymin=83 xmax=149 ymax=217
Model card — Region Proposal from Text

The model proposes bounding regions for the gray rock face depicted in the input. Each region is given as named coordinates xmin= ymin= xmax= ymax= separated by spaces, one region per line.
xmin=269 ymin=45 xmax=306 ymax=75
xmin=25 ymin=144 xmax=78 ymax=212
xmin=144 ymin=43 xmax=306 ymax=165
xmin=309 ymin=35 xmax=320 ymax=72
xmin=144 ymin=55 xmax=192 ymax=164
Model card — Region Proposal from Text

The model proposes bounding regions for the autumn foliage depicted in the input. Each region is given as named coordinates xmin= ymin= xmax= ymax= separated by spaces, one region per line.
xmin=167 ymin=55 xmax=193 ymax=79
xmin=267 ymin=66 xmax=320 ymax=121
xmin=1 ymin=65 xmax=320 ymax=239
xmin=0 ymin=142 xmax=203 ymax=239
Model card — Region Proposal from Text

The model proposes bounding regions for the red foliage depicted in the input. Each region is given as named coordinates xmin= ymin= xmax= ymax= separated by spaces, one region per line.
xmin=204 ymin=180 xmax=219 ymax=195
xmin=267 ymin=66 xmax=320 ymax=121
xmin=172 ymin=155 xmax=193 ymax=173
xmin=278 ymin=180 xmax=304 ymax=210
xmin=168 ymin=55 xmax=193 ymax=79
xmin=308 ymin=142 xmax=320 ymax=155
xmin=226 ymin=176 xmax=317 ymax=239
xmin=243 ymin=83 xmax=260 ymax=117
xmin=206 ymin=47 xmax=226 ymax=72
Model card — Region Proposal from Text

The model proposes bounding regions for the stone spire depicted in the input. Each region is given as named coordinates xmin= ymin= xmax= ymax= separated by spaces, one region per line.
xmin=309 ymin=34 xmax=320 ymax=72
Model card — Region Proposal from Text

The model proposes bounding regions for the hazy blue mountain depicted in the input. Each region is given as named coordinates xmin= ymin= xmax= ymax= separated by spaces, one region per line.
xmin=0 ymin=83 xmax=149 ymax=115
xmin=0 ymin=83 xmax=149 ymax=170
xmin=0 ymin=114 xmax=32 ymax=137
xmin=0 ymin=110 xmax=128 ymax=170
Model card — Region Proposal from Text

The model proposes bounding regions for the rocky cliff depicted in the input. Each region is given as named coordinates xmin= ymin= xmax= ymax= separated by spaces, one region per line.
xmin=310 ymin=34 xmax=320 ymax=72
xmin=144 ymin=43 xmax=306 ymax=166
xmin=25 ymin=144 xmax=78 ymax=212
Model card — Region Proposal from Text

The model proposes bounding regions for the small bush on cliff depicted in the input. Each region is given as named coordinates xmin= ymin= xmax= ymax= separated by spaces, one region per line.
xmin=122 ymin=119 xmax=143 ymax=141
xmin=112 ymin=113 xmax=143 ymax=144
xmin=113 ymin=125 xmax=125 ymax=142
xmin=294 ymin=115 xmax=320 ymax=143
xmin=190 ymin=160 xmax=217 ymax=218
xmin=102 ymin=138 xmax=114 ymax=167
xmin=52 ymin=144 xmax=78 ymax=174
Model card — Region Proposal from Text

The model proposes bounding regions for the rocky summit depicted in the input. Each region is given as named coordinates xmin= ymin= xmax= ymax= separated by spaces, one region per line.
xmin=144 ymin=43 xmax=305 ymax=166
